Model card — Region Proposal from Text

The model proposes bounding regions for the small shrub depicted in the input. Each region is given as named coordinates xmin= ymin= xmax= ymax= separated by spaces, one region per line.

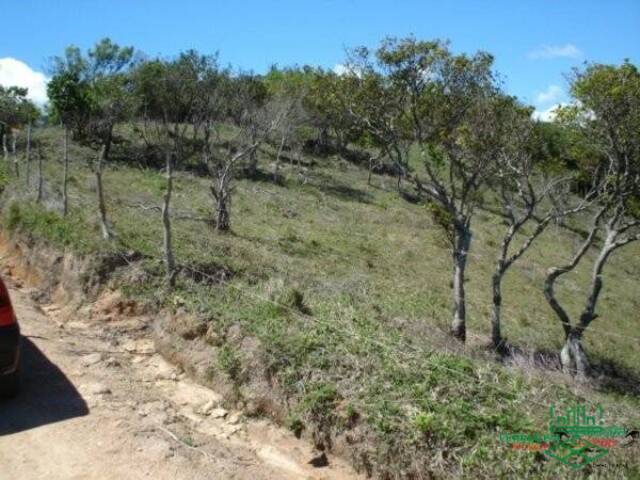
xmin=286 ymin=415 xmax=305 ymax=438
xmin=4 ymin=202 xmax=22 ymax=231
xmin=0 ymin=162 xmax=9 ymax=193
xmin=217 ymin=344 xmax=242 ymax=381
xmin=414 ymin=411 xmax=436 ymax=435
xmin=301 ymin=382 xmax=339 ymax=419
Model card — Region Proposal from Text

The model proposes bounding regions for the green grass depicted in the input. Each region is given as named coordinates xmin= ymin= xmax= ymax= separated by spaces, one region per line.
xmin=3 ymin=125 xmax=640 ymax=478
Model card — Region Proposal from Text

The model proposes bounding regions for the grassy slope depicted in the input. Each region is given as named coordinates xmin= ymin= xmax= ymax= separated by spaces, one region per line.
xmin=3 ymin=126 xmax=639 ymax=478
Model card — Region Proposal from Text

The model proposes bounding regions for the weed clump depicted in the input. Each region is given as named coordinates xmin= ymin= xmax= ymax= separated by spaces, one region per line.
xmin=277 ymin=286 xmax=311 ymax=315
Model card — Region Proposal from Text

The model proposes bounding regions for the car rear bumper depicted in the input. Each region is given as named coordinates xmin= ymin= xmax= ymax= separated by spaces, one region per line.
xmin=0 ymin=323 xmax=20 ymax=376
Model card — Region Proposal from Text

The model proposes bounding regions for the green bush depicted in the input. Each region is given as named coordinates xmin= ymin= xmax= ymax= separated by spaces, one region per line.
xmin=0 ymin=162 xmax=9 ymax=193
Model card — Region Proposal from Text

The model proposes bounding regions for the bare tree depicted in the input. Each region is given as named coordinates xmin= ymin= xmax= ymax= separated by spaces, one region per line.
xmin=270 ymin=91 xmax=306 ymax=183
xmin=132 ymin=53 xmax=204 ymax=286
xmin=226 ymin=74 xmax=268 ymax=178
xmin=204 ymin=85 xmax=286 ymax=232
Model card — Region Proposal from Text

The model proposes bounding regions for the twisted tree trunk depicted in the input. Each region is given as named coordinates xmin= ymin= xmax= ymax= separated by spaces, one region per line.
xmin=543 ymin=207 xmax=606 ymax=381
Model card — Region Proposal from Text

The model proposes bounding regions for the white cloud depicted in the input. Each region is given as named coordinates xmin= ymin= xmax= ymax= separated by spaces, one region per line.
xmin=535 ymin=84 xmax=564 ymax=106
xmin=332 ymin=63 xmax=363 ymax=78
xmin=532 ymin=103 xmax=565 ymax=122
xmin=528 ymin=44 xmax=582 ymax=60
xmin=333 ymin=64 xmax=350 ymax=76
xmin=0 ymin=57 xmax=49 ymax=105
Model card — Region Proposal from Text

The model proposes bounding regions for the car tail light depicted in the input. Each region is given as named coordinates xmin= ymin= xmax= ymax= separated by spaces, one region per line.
xmin=0 ymin=280 xmax=16 ymax=327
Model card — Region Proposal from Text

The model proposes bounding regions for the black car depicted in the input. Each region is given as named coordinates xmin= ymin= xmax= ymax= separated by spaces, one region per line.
xmin=0 ymin=276 xmax=20 ymax=398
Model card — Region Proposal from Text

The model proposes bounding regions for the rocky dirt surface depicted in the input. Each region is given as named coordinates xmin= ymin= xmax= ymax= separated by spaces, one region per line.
xmin=0 ymin=270 xmax=363 ymax=480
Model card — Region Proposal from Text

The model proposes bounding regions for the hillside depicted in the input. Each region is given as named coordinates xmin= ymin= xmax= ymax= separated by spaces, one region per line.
xmin=1 ymin=124 xmax=638 ymax=478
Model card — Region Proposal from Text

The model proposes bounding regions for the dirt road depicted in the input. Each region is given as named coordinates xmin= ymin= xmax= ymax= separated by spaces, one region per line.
xmin=0 ymin=275 xmax=362 ymax=480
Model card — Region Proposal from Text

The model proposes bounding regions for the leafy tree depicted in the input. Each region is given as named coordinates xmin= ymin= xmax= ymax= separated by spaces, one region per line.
xmin=226 ymin=73 xmax=269 ymax=177
xmin=544 ymin=61 xmax=640 ymax=380
xmin=346 ymin=37 xmax=502 ymax=342
xmin=47 ymin=69 xmax=91 ymax=216
xmin=19 ymin=100 xmax=40 ymax=187
xmin=304 ymin=68 xmax=360 ymax=155
xmin=0 ymin=85 xmax=31 ymax=175
xmin=263 ymin=66 xmax=310 ymax=181
xmin=49 ymin=38 xmax=136 ymax=236
xmin=487 ymin=99 xmax=594 ymax=350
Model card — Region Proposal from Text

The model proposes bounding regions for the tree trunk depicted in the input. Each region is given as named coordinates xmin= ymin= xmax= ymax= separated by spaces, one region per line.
xmin=37 ymin=149 xmax=44 ymax=203
xmin=25 ymin=122 xmax=32 ymax=187
xmin=560 ymin=330 xmax=590 ymax=381
xmin=560 ymin=235 xmax=615 ymax=381
xmin=103 ymin=126 xmax=113 ymax=162
xmin=2 ymin=130 xmax=8 ymax=162
xmin=95 ymin=144 xmax=112 ymax=239
xmin=215 ymin=186 xmax=230 ymax=232
xmin=368 ymin=154 xmax=381 ymax=187
xmin=11 ymin=132 xmax=18 ymax=177
xmin=62 ymin=127 xmax=70 ymax=216
xmin=490 ymin=231 xmax=514 ymax=351
xmin=246 ymin=126 xmax=258 ymax=177
xmin=490 ymin=270 xmax=504 ymax=350
xmin=543 ymin=208 xmax=608 ymax=381
xmin=273 ymin=133 xmax=286 ymax=183
xmin=141 ymin=104 xmax=149 ymax=145
xmin=451 ymin=224 xmax=471 ymax=342
xmin=162 ymin=151 xmax=176 ymax=287
xmin=368 ymin=157 xmax=375 ymax=186
xmin=578 ymin=236 xmax=614 ymax=329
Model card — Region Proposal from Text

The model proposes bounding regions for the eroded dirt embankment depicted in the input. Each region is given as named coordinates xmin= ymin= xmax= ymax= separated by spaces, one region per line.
xmin=0 ymin=230 xmax=364 ymax=480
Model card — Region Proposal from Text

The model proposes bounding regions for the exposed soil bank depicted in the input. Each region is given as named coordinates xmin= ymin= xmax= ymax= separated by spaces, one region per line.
xmin=0 ymin=229 xmax=365 ymax=479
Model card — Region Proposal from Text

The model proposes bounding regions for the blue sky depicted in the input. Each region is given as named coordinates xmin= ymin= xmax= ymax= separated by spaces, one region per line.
xmin=1 ymin=0 xmax=639 ymax=118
